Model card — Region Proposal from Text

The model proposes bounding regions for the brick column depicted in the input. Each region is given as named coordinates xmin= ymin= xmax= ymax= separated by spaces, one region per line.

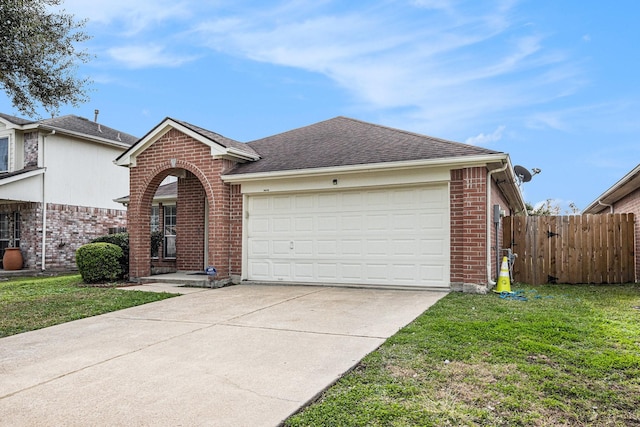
xmin=450 ymin=167 xmax=489 ymax=291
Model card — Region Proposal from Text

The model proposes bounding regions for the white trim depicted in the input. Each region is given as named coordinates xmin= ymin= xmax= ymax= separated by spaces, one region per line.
xmin=221 ymin=154 xmax=508 ymax=183
xmin=0 ymin=168 xmax=45 ymax=186
xmin=35 ymin=126 xmax=131 ymax=150
xmin=115 ymin=118 xmax=259 ymax=167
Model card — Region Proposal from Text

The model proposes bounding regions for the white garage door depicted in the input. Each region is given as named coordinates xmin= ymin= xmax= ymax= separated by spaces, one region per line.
xmin=246 ymin=184 xmax=449 ymax=288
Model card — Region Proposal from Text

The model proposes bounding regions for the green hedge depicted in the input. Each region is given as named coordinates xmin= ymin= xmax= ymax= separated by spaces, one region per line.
xmin=76 ymin=242 xmax=123 ymax=283
xmin=91 ymin=232 xmax=129 ymax=278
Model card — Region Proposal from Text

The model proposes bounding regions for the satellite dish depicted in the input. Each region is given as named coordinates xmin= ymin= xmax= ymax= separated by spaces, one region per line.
xmin=514 ymin=165 xmax=532 ymax=183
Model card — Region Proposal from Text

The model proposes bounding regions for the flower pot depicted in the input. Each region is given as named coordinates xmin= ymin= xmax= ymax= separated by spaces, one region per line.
xmin=3 ymin=248 xmax=23 ymax=270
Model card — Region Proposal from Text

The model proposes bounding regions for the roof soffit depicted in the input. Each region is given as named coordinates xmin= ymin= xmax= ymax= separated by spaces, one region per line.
xmin=115 ymin=118 xmax=259 ymax=167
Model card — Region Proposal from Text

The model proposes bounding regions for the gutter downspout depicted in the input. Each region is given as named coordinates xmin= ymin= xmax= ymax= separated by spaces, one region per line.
xmin=40 ymin=130 xmax=55 ymax=271
xmin=487 ymin=161 xmax=510 ymax=286
xmin=597 ymin=200 xmax=614 ymax=213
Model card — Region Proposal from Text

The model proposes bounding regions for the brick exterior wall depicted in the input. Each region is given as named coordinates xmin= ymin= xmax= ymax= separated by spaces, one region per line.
xmin=229 ymin=184 xmax=243 ymax=280
xmin=612 ymin=188 xmax=640 ymax=281
xmin=176 ymin=172 xmax=206 ymax=271
xmin=127 ymin=129 xmax=239 ymax=281
xmin=24 ymin=131 xmax=39 ymax=167
xmin=0 ymin=202 xmax=126 ymax=270
xmin=450 ymin=167 xmax=489 ymax=290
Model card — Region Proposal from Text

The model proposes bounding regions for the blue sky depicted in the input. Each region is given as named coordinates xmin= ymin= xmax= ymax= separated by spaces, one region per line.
xmin=2 ymin=0 xmax=639 ymax=210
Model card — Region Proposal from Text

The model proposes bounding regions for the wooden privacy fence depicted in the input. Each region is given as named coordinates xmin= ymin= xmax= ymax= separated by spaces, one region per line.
xmin=502 ymin=214 xmax=635 ymax=285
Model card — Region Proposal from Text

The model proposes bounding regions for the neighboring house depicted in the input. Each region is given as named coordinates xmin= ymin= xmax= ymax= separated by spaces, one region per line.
xmin=583 ymin=163 xmax=640 ymax=281
xmin=0 ymin=113 xmax=137 ymax=270
xmin=116 ymin=116 xmax=526 ymax=292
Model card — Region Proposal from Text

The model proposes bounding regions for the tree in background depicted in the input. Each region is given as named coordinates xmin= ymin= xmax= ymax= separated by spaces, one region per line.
xmin=527 ymin=199 xmax=580 ymax=216
xmin=0 ymin=0 xmax=91 ymax=117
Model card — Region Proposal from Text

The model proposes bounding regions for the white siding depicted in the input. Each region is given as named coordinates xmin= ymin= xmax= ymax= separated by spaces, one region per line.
xmin=44 ymin=134 xmax=129 ymax=209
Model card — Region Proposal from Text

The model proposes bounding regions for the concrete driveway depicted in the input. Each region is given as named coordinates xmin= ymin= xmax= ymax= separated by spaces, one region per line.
xmin=0 ymin=284 xmax=447 ymax=426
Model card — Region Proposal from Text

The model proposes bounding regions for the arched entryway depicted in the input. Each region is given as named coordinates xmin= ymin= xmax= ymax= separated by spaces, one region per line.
xmin=115 ymin=119 xmax=259 ymax=284
xmin=128 ymin=160 xmax=216 ymax=279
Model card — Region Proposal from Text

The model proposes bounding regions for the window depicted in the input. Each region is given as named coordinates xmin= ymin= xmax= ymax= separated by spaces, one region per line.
xmin=0 ymin=213 xmax=9 ymax=262
xmin=13 ymin=212 xmax=20 ymax=249
xmin=0 ymin=137 xmax=8 ymax=172
xmin=150 ymin=206 xmax=160 ymax=233
xmin=150 ymin=206 xmax=160 ymax=258
xmin=164 ymin=205 xmax=176 ymax=258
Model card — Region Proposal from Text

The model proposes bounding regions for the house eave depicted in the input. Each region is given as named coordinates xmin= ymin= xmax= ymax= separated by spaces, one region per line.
xmin=221 ymin=154 xmax=509 ymax=183
xmin=0 ymin=168 xmax=46 ymax=186
xmin=27 ymin=124 xmax=131 ymax=149
xmin=115 ymin=118 xmax=259 ymax=167
xmin=582 ymin=163 xmax=640 ymax=214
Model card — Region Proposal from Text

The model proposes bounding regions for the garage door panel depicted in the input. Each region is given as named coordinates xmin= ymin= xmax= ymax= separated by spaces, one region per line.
xmin=392 ymin=264 xmax=418 ymax=281
xmin=318 ymin=193 xmax=339 ymax=209
xmin=365 ymin=264 xmax=389 ymax=280
xmin=294 ymin=240 xmax=314 ymax=256
xmin=294 ymin=194 xmax=314 ymax=209
xmin=365 ymin=240 xmax=388 ymax=256
xmin=317 ymin=240 xmax=337 ymax=255
xmin=272 ymin=217 xmax=291 ymax=232
xmin=318 ymin=216 xmax=338 ymax=231
xmin=249 ymin=261 xmax=270 ymax=280
xmin=272 ymin=240 xmax=290 ymax=255
xmin=366 ymin=215 xmax=388 ymax=231
xmin=341 ymin=240 xmax=362 ymax=256
xmin=420 ymin=239 xmax=446 ymax=255
xmin=342 ymin=263 xmax=363 ymax=280
xmin=420 ymin=265 xmax=446 ymax=283
xmin=294 ymin=263 xmax=314 ymax=280
xmin=391 ymin=239 xmax=418 ymax=256
xmin=342 ymin=215 xmax=363 ymax=231
xmin=249 ymin=240 xmax=270 ymax=256
xmin=317 ymin=263 xmax=338 ymax=279
xmin=246 ymin=185 xmax=449 ymax=288
xmin=272 ymin=196 xmax=292 ymax=210
xmin=295 ymin=217 xmax=314 ymax=232
xmin=250 ymin=218 xmax=270 ymax=234
xmin=392 ymin=213 xmax=418 ymax=230
xmin=419 ymin=213 xmax=445 ymax=229
xmin=272 ymin=263 xmax=291 ymax=278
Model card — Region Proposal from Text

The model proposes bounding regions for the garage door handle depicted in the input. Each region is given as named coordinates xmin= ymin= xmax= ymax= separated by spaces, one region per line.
xmin=290 ymin=241 xmax=294 ymax=249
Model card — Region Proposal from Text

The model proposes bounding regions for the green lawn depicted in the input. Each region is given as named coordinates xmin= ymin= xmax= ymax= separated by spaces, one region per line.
xmin=286 ymin=284 xmax=640 ymax=427
xmin=0 ymin=275 xmax=177 ymax=338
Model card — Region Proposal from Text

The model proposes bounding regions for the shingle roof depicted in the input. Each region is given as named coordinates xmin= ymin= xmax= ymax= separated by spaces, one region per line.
xmin=227 ymin=116 xmax=501 ymax=175
xmin=39 ymin=115 xmax=138 ymax=146
xmin=171 ymin=118 xmax=258 ymax=158
xmin=0 ymin=112 xmax=137 ymax=146
xmin=0 ymin=166 xmax=44 ymax=181
xmin=0 ymin=112 xmax=32 ymax=125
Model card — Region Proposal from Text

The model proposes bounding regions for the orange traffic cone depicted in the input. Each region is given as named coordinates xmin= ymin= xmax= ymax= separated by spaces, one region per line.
xmin=493 ymin=256 xmax=511 ymax=293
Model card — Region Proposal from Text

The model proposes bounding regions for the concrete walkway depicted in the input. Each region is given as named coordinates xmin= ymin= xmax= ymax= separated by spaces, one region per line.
xmin=0 ymin=284 xmax=447 ymax=426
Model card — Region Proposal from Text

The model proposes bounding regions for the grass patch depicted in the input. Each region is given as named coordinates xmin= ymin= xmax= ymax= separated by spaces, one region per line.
xmin=286 ymin=284 xmax=640 ymax=426
xmin=0 ymin=275 xmax=177 ymax=338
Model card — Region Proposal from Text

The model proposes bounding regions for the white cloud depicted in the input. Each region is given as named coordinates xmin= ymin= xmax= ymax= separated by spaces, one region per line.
xmin=107 ymin=45 xmax=198 ymax=69
xmin=465 ymin=125 xmax=506 ymax=145
xmin=190 ymin=1 xmax=581 ymax=134
xmin=62 ymin=0 xmax=193 ymax=35
xmin=411 ymin=0 xmax=456 ymax=12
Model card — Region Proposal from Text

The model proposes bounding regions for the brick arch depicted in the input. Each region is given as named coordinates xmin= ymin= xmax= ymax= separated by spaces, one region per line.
xmin=128 ymin=160 xmax=220 ymax=279
xmin=135 ymin=159 xmax=217 ymax=213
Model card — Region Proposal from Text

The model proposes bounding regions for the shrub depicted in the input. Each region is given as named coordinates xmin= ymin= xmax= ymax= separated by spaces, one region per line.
xmin=92 ymin=232 xmax=129 ymax=278
xmin=76 ymin=242 xmax=123 ymax=283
